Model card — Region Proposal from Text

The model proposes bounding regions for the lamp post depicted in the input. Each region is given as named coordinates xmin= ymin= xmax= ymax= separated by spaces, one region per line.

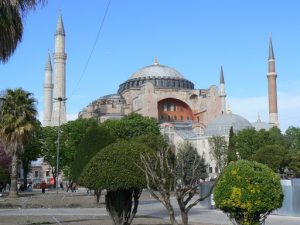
xmin=54 ymin=97 xmax=67 ymax=194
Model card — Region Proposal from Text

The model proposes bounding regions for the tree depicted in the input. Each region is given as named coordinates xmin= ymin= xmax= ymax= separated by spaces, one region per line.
xmin=80 ymin=140 xmax=152 ymax=225
xmin=0 ymin=0 xmax=46 ymax=63
xmin=289 ymin=151 xmax=300 ymax=176
xmin=59 ymin=118 xmax=98 ymax=178
xmin=40 ymin=126 xmax=58 ymax=187
xmin=140 ymin=141 xmax=209 ymax=225
xmin=214 ymin=160 xmax=283 ymax=225
xmin=285 ymin=126 xmax=300 ymax=151
xmin=0 ymin=142 xmax=11 ymax=172
xmin=0 ymin=88 xmax=38 ymax=198
xmin=102 ymin=113 xmax=160 ymax=140
xmin=0 ymin=142 xmax=11 ymax=189
xmin=208 ymin=136 xmax=228 ymax=173
xmin=252 ymin=145 xmax=289 ymax=173
xmin=230 ymin=128 xmax=258 ymax=160
xmin=40 ymin=118 xmax=97 ymax=186
xmin=70 ymin=125 xmax=115 ymax=203
xmin=175 ymin=142 xmax=208 ymax=225
xmin=20 ymin=121 xmax=42 ymax=189
xmin=227 ymin=126 xmax=237 ymax=162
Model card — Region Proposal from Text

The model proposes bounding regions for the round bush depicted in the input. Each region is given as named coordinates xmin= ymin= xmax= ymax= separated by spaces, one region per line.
xmin=214 ymin=160 xmax=283 ymax=225
xmin=79 ymin=139 xmax=152 ymax=191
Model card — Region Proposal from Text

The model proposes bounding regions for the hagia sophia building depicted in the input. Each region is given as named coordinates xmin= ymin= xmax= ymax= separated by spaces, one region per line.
xmin=44 ymin=15 xmax=279 ymax=178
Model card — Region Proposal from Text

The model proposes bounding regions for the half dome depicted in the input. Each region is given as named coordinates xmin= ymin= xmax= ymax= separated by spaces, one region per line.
xmin=205 ymin=113 xmax=253 ymax=136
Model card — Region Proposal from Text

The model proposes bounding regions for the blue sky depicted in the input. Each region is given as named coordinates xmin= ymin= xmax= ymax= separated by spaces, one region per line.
xmin=0 ymin=0 xmax=300 ymax=131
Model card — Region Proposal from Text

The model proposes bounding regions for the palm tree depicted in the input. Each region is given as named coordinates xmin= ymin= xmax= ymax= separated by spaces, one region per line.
xmin=0 ymin=88 xmax=37 ymax=198
xmin=0 ymin=0 xmax=46 ymax=63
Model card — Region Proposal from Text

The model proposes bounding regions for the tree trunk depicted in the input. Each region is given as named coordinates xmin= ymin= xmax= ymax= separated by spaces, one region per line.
xmin=95 ymin=189 xmax=101 ymax=204
xmin=165 ymin=200 xmax=179 ymax=225
xmin=9 ymin=153 xmax=18 ymax=198
xmin=23 ymin=167 xmax=28 ymax=191
xmin=180 ymin=210 xmax=188 ymax=225
xmin=105 ymin=189 xmax=141 ymax=225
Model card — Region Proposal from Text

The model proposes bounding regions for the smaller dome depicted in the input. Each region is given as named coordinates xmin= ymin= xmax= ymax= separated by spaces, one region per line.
xmin=205 ymin=113 xmax=253 ymax=136
xmin=130 ymin=64 xmax=184 ymax=79
xmin=252 ymin=121 xmax=274 ymax=131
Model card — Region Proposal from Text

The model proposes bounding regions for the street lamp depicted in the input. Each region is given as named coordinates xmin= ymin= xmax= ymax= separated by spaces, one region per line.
xmin=54 ymin=97 xmax=67 ymax=194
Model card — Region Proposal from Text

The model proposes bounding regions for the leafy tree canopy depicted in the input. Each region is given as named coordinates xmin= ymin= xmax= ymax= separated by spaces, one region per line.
xmin=289 ymin=151 xmax=300 ymax=175
xmin=80 ymin=139 xmax=152 ymax=191
xmin=176 ymin=142 xmax=208 ymax=183
xmin=0 ymin=142 xmax=11 ymax=171
xmin=231 ymin=127 xmax=286 ymax=160
xmin=0 ymin=0 xmax=46 ymax=63
xmin=252 ymin=144 xmax=289 ymax=173
xmin=101 ymin=113 xmax=160 ymax=140
xmin=285 ymin=126 xmax=300 ymax=151
xmin=41 ymin=118 xmax=98 ymax=179
xmin=70 ymin=125 xmax=115 ymax=181
xmin=208 ymin=136 xmax=228 ymax=172
xmin=214 ymin=160 xmax=283 ymax=225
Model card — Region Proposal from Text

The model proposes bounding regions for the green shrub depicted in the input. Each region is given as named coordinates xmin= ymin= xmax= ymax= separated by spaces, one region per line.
xmin=79 ymin=139 xmax=152 ymax=191
xmin=214 ymin=160 xmax=283 ymax=225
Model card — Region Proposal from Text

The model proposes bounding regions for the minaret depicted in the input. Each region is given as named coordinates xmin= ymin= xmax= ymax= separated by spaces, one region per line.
xmin=51 ymin=15 xmax=67 ymax=126
xmin=43 ymin=52 xmax=53 ymax=126
xmin=267 ymin=37 xmax=279 ymax=126
xmin=219 ymin=66 xmax=226 ymax=114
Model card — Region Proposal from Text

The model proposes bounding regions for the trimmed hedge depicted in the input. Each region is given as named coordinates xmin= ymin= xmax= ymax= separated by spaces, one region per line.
xmin=79 ymin=139 xmax=152 ymax=191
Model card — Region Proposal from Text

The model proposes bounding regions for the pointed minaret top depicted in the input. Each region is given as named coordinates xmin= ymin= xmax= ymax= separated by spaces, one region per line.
xmin=268 ymin=36 xmax=275 ymax=60
xmin=154 ymin=56 xmax=159 ymax=65
xmin=55 ymin=15 xmax=65 ymax=36
xmin=220 ymin=66 xmax=225 ymax=84
xmin=257 ymin=112 xmax=261 ymax=122
xmin=45 ymin=51 xmax=52 ymax=71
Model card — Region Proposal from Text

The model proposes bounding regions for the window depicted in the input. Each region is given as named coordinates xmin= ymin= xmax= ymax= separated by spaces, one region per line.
xmin=187 ymin=116 xmax=190 ymax=121
xmin=160 ymin=105 xmax=164 ymax=111
xmin=160 ymin=114 xmax=164 ymax=120
xmin=181 ymin=115 xmax=184 ymax=121
xmin=34 ymin=171 xmax=39 ymax=178
xmin=174 ymin=115 xmax=177 ymax=121
xmin=167 ymin=104 xmax=171 ymax=111
xmin=215 ymin=167 xmax=218 ymax=173
xmin=46 ymin=171 xmax=50 ymax=177
xmin=170 ymin=104 xmax=174 ymax=111
xmin=209 ymin=167 xmax=212 ymax=173
xmin=164 ymin=104 xmax=167 ymax=111
xmin=167 ymin=115 xmax=171 ymax=121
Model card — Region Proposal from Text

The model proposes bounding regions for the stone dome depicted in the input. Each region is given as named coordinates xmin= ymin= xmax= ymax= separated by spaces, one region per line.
xmin=205 ymin=113 xmax=253 ymax=136
xmin=130 ymin=64 xmax=184 ymax=79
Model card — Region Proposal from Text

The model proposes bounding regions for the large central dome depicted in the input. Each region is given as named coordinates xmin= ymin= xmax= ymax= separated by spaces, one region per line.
xmin=130 ymin=58 xmax=184 ymax=79
xmin=118 ymin=58 xmax=194 ymax=93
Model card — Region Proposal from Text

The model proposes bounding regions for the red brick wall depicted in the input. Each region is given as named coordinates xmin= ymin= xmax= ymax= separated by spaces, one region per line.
xmin=158 ymin=98 xmax=194 ymax=122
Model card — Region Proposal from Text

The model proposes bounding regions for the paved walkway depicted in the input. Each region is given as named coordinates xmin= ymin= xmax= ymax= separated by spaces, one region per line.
xmin=1 ymin=199 xmax=300 ymax=225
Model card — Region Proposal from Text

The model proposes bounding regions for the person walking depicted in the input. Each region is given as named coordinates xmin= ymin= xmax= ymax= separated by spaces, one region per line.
xmin=41 ymin=181 xmax=46 ymax=194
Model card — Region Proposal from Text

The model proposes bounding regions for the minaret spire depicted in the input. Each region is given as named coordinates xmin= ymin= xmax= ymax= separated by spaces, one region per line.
xmin=269 ymin=35 xmax=275 ymax=60
xmin=219 ymin=66 xmax=226 ymax=114
xmin=267 ymin=36 xmax=279 ymax=126
xmin=43 ymin=52 xmax=53 ymax=126
xmin=154 ymin=55 xmax=159 ymax=65
xmin=51 ymin=15 xmax=67 ymax=126
xmin=55 ymin=15 xmax=65 ymax=36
